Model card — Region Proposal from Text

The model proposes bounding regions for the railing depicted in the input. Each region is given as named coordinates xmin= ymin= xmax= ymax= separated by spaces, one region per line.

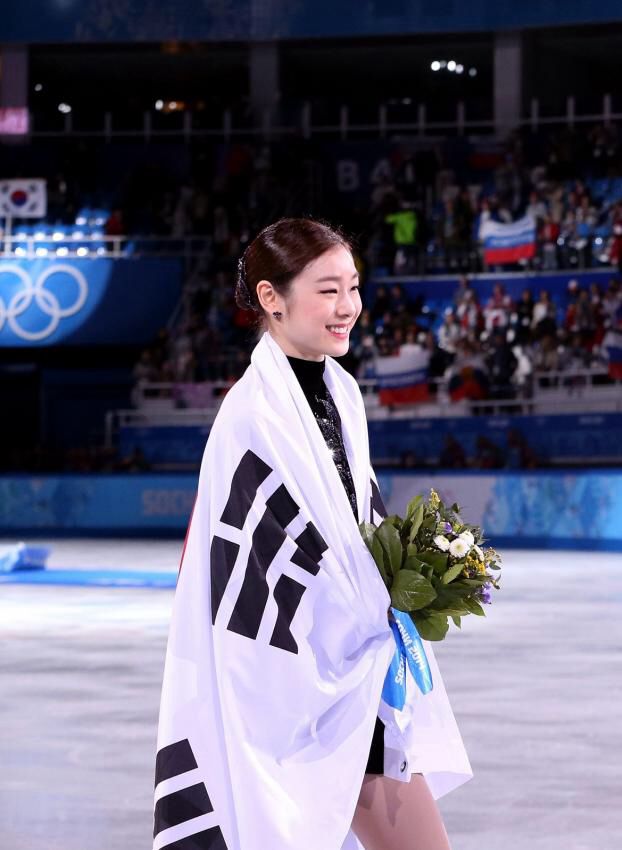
xmin=0 ymin=233 xmax=213 ymax=260
xmin=22 ymin=94 xmax=622 ymax=142
xmin=105 ymin=367 xmax=621 ymax=446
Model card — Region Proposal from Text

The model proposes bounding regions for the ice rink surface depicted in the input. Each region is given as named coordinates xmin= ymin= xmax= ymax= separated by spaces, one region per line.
xmin=1 ymin=540 xmax=621 ymax=850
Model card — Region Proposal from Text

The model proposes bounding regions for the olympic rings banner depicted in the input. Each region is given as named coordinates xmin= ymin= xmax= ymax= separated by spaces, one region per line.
xmin=0 ymin=258 xmax=183 ymax=346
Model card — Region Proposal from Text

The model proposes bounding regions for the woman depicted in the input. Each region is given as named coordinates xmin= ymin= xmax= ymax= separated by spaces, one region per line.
xmin=153 ymin=219 xmax=472 ymax=850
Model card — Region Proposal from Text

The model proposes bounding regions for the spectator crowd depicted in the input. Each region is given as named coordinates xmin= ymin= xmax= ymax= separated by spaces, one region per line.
xmin=353 ymin=275 xmax=622 ymax=403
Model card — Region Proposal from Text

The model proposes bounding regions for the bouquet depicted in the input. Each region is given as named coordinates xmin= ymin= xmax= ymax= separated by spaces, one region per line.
xmin=360 ymin=488 xmax=501 ymax=642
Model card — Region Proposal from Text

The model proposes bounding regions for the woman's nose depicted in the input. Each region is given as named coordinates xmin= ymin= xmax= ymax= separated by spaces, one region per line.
xmin=336 ymin=291 xmax=358 ymax=316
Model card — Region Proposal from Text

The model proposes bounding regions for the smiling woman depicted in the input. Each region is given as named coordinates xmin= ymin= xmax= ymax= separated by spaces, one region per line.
xmin=234 ymin=217 xmax=361 ymax=361
xmin=153 ymin=217 xmax=469 ymax=850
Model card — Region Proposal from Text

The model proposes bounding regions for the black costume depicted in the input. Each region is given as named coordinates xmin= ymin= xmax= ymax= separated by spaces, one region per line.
xmin=287 ymin=354 xmax=385 ymax=775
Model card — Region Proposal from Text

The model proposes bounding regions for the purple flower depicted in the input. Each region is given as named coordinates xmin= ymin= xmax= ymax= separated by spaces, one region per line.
xmin=444 ymin=522 xmax=452 ymax=533
xmin=479 ymin=582 xmax=492 ymax=604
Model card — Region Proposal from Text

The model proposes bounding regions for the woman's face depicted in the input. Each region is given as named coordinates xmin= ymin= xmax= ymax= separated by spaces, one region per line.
xmin=270 ymin=245 xmax=362 ymax=361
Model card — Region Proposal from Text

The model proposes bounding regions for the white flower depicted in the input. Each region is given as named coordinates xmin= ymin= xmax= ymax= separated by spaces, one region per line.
xmin=459 ymin=529 xmax=475 ymax=546
xmin=473 ymin=543 xmax=484 ymax=561
xmin=449 ymin=537 xmax=469 ymax=558
xmin=433 ymin=534 xmax=450 ymax=552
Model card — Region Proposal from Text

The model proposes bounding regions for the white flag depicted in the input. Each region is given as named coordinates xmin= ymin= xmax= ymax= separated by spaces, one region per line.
xmin=0 ymin=179 xmax=47 ymax=217
xmin=153 ymin=332 xmax=472 ymax=850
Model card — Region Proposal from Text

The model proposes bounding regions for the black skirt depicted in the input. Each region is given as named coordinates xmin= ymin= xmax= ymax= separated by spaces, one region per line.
xmin=364 ymin=716 xmax=385 ymax=774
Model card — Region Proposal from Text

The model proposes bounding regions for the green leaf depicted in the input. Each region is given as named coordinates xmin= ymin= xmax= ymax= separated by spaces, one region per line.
xmin=411 ymin=612 xmax=449 ymax=641
xmin=441 ymin=562 xmax=465 ymax=584
xmin=376 ymin=521 xmax=403 ymax=577
xmin=402 ymin=543 xmax=424 ymax=572
xmin=390 ymin=570 xmax=437 ymax=612
xmin=418 ymin=550 xmax=449 ymax=573
xmin=463 ymin=597 xmax=486 ymax=617
xmin=405 ymin=494 xmax=423 ymax=519
xmin=451 ymin=615 xmax=462 ymax=629
xmin=385 ymin=514 xmax=404 ymax=530
xmin=359 ymin=521 xmax=376 ymax=547
xmin=359 ymin=522 xmax=391 ymax=588
xmin=408 ymin=502 xmax=424 ymax=542
xmin=434 ymin=606 xmax=471 ymax=617
xmin=449 ymin=581 xmax=479 ymax=598
xmin=430 ymin=589 xmax=471 ymax=614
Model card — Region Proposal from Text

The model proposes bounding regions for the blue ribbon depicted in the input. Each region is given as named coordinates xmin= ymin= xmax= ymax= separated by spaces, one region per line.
xmin=381 ymin=607 xmax=433 ymax=710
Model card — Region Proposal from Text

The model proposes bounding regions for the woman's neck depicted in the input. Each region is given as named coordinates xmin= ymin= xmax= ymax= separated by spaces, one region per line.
xmin=268 ymin=330 xmax=325 ymax=363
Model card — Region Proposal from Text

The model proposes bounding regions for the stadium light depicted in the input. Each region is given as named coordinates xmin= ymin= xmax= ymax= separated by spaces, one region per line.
xmin=456 ymin=64 xmax=464 ymax=74
xmin=77 ymin=247 xmax=89 ymax=257
xmin=56 ymin=247 xmax=69 ymax=257
xmin=34 ymin=83 xmax=43 ymax=92
xmin=431 ymin=61 xmax=441 ymax=71
xmin=35 ymin=247 xmax=48 ymax=257
xmin=447 ymin=60 xmax=457 ymax=72
xmin=155 ymin=100 xmax=164 ymax=111
xmin=58 ymin=103 xmax=72 ymax=114
xmin=469 ymin=68 xmax=477 ymax=77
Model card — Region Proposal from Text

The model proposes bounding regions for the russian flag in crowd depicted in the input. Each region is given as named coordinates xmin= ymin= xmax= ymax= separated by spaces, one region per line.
xmin=374 ymin=344 xmax=430 ymax=405
xmin=479 ymin=214 xmax=536 ymax=265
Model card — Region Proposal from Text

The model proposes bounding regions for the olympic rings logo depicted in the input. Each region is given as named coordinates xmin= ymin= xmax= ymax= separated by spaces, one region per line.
xmin=0 ymin=264 xmax=89 ymax=341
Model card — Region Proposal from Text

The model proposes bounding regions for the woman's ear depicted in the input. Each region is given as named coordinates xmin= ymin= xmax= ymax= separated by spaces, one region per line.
xmin=256 ymin=280 xmax=278 ymax=313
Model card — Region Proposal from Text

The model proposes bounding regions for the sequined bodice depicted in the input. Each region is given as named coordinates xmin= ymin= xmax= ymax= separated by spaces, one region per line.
xmin=286 ymin=355 xmax=358 ymax=519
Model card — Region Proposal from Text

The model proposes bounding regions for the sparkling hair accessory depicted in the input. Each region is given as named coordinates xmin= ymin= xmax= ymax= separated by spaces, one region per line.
xmin=235 ymin=253 xmax=256 ymax=311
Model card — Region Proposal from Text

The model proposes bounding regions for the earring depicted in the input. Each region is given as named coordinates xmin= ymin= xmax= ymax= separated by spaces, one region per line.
xmin=272 ymin=311 xmax=282 ymax=320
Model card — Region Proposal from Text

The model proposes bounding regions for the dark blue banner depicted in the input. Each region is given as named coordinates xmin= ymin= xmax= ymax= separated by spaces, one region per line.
xmin=1 ymin=0 xmax=621 ymax=43
xmin=370 ymin=269 xmax=621 ymax=304
xmin=120 ymin=412 xmax=622 ymax=469
xmin=368 ymin=412 xmax=622 ymax=467
xmin=0 ymin=257 xmax=182 ymax=346
xmin=119 ymin=425 xmax=211 ymax=467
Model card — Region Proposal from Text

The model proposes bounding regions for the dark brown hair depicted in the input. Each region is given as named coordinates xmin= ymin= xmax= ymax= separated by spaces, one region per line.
xmin=235 ymin=217 xmax=352 ymax=318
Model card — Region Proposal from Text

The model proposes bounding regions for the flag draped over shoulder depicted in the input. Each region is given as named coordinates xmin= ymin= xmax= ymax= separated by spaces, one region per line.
xmin=479 ymin=214 xmax=536 ymax=265
xmin=153 ymin=331 xmax=472 ymax=850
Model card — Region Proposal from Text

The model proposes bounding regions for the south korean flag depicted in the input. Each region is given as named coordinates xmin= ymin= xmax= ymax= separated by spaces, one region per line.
xmin=0 ymin=179 xmax=47 ymax=218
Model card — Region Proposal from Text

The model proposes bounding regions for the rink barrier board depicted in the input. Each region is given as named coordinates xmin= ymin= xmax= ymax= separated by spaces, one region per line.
xmin=1 ymin=470 xmax=622 ymax=551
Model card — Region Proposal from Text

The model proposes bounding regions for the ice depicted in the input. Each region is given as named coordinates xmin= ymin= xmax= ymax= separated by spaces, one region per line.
xmin=1 ymin=542 xmax=621 ymax=850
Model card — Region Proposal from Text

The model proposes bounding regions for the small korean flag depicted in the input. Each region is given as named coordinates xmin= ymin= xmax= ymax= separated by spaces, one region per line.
xmin=0 ymin=179 xmax=47 ymax=218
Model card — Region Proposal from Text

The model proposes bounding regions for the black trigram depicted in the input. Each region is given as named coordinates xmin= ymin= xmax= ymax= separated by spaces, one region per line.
xmin=154 ymin=739 xmax=228 ymax=849
xmin=370 ymin=477 xmax=388 ymax=523
xmin=210 ymin=449 xmax=328 ymax=653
